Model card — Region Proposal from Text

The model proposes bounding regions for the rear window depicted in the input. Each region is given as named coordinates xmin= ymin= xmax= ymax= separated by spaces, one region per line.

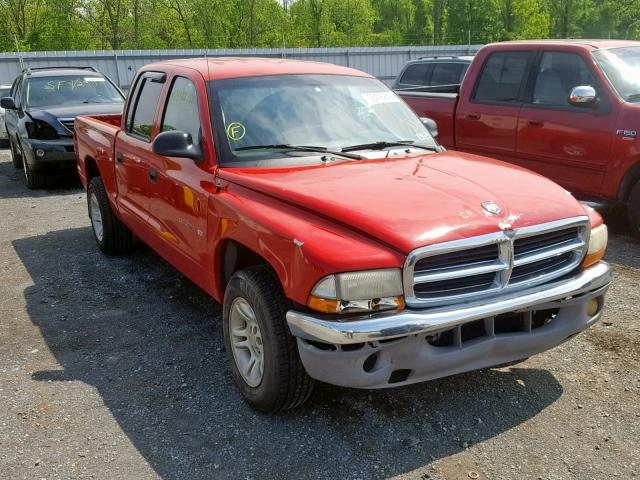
xmin=399 ymin=63 xmax=430 ymax=86
xmin=25 ymin=75 xmax=123 ymax=108
xmin=473 ymin=51 xmax=532 ymax=103
xmin=430 ymin=63 xmax=464 ymax=86
xmin=130 ymin=78 xmax=163 ymax=139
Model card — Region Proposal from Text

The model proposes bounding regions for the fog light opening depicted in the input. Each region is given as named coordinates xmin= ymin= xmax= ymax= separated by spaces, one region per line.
xmin=363 ymin=352 xmax=379 ymax=373
xmin=35 ymin=149 xmax=45 ymax=158
xmin=587 ymin=297 xmax=603 ymax=317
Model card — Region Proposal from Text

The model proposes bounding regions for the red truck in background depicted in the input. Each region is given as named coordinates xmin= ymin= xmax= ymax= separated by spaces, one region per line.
xmin=74 ymin=57 xmax=612 ymax=412
xmin=396 ymin=40 xmax=640 ymax=235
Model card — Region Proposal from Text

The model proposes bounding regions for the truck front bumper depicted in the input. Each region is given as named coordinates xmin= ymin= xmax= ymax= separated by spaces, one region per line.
xmin=286 ymin=262 xmax=612 ymax=389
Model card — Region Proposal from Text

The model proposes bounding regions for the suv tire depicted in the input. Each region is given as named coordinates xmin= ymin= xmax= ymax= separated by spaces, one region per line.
xmin=9 ymin=138 xmax=22 ymax=169
xmin=87 ymin=176 xmax=134 ymax=255
xmin=21 ymin=144 xmax=45 ymax=189
xmin=223 ymin=265 xmax=314 ymax=412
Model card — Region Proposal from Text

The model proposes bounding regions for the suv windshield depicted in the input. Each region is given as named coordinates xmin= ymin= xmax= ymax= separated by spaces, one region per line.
xmin=26 ymin=74 xmax=124 ymax=108
xmin=209 ymin=74 xmax=436 ymax=166
xmin=593 ymin=47 xmax=640 ymax=101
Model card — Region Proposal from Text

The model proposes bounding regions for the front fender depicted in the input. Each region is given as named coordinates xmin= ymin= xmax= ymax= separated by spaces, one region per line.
xmin=209 ymin=181 xmax=404 ymax=305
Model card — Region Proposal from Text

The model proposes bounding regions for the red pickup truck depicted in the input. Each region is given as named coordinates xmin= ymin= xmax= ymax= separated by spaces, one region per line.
xmin=75 ymin=57 xmax=612 ymax=412
xmin=397 ymin=40 xmax=640 ymax=234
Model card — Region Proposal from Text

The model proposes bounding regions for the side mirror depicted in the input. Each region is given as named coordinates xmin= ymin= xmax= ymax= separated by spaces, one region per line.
xmin=1 ymin=97 xmax=16 ymax=110
xmin=569 ymin=86 xmax=597 ymax=107
xmin=420 ymin=117 xmax=439 ymax=139
xmin=152 ymin=130 xmax=203 ymax=161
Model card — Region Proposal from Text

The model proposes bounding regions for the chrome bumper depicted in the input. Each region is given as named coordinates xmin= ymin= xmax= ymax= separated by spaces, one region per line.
xmin=287 ymin=262 xmax=612 ymax=345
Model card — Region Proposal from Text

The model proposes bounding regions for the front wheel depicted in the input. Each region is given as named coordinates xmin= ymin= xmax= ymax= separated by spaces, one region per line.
xmin=21 ymin=145 xmax=45 ymax=189
xmin=628 ymin=181 xmax=640 ymax=238
xmin=9 ymin=138 xmax=22 ymax=169
xmin=223 ymin=265 xmax=314 ymax=412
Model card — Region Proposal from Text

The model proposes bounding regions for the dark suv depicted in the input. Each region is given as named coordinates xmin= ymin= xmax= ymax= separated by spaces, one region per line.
xmin=393 ymin=56 xmax=473 ymax=90
xmin=1 ymin=66 xmax=124 ymax=189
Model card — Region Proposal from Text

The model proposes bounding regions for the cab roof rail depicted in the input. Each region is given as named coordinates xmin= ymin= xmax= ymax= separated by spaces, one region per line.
xmin=24 ymin=66 xmax=98 ymax=74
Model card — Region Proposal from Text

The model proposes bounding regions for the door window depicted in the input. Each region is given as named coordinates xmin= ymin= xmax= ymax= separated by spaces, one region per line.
xmin=473 ymin=51 xmax=532 ymax=103
xmin=161 ymin=77 xmax=201 ymax=146
xmin=13 ymin=76 xmax=23 ymax=107
xmin=399 ymin=63 xmax=430 ymax=86
xmin=430 ymin=63 xmax=464 ymax=86
xmin=129 ymin=76 xmax=164 ymax=140
xmin=531 ymin=51 xmax=596 ymax=107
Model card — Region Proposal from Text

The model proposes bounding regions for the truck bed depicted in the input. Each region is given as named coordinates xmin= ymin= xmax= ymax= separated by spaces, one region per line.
xmin=396 ymin=90 xmax=458 ymax=148
xmin=74 ymin=114 xmax=122 ymax=195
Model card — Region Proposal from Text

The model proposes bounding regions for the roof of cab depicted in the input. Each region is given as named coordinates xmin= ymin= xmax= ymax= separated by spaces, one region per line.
xmin=142 ymin=57 xmax=373 ymax=81
xmin=485 ymin=39 xmax=640 ymax=50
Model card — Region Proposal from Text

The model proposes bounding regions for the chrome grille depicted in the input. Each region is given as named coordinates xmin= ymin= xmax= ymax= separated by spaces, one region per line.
xmin=404 ymin=217 xmax=589 ymax=307
xmin=59 ymin=118 xmax=75 ymax=133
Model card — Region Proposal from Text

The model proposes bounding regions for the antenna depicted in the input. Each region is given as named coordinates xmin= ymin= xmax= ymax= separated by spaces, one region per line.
xmin=14 ymin=35 xmax=25 ymax=71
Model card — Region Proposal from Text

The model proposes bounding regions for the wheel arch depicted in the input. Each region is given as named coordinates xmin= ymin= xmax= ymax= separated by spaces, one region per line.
xmin=84 ymin=155 xmax=100 ymax=182
xmin=618 ymin=160 xmax=640 ymax=202
xmin=215 ymin=238 xmax=280 ymax=301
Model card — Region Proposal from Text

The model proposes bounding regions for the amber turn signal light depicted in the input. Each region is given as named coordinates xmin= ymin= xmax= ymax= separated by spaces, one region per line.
xmin=582 ymin=224 xmax=608 ymax=269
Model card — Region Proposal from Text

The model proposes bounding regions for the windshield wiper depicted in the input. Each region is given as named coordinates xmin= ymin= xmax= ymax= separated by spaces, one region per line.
xmin=234 ymin=144 xmax=364 ymax=160
xmin=626 ymin=93 xmax=640 ymax=102
xmin=341 ymin=140 xmax=438 ymax=153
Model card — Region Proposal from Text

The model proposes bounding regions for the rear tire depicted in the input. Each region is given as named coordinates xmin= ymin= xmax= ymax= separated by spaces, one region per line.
xmin=87 ymin=176 xmax=134 ymax=255
xmin=628 ymin=181 xmax=640 ymax=238
xmin=223 ymin=265 xmax=315 ymax=412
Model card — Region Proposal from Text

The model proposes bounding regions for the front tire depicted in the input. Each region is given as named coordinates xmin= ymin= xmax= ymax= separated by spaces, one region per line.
xmin=628 ymin=181 xmax=640 ymax=238
xmin=223 ymin=265 xmax=314 ymax=412
xmin=21 ymin=144 xmax=45 ymax=189
xmin=9 ymin=138 xmax=22 ymax=169
xmin=87 ymin=176 xmax=134 ymax=255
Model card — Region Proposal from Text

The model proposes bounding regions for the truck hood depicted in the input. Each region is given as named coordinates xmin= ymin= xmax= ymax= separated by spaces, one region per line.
xmin=219 ymin=152 xmax=588 ymax=254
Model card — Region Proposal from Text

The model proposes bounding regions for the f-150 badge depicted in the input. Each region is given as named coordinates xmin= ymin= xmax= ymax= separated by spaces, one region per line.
xmin=616 ymin=129 xmax=637 ymax=139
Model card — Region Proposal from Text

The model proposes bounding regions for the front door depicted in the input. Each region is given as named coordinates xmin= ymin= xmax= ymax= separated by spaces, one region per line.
xmin=515 ymin=50 xmax=616 ymax=196
xmin=456 ymin=50 xmax=534 ymax=158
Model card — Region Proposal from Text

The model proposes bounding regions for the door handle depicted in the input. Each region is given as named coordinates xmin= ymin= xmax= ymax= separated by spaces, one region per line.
xmin=116 ymin=152 xmax=124 ymax=163
xmin=528 ymin=120 xmax=544 ymax=128
xmin=148 ymin=168 xmax=158 ymax=182
xmin=466 ymin=113 xmax=480 ymax=120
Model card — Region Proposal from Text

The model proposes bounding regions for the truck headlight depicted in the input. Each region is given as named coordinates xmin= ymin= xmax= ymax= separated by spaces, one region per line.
xmin=307 ymin=268 xmax=405 ymax=314
xmin=582 ymin=224 xmax=608 ymax=269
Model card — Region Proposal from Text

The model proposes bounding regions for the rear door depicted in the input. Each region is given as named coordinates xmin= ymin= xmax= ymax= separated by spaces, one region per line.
xmin=456 ymin=50 xmax=534 ymax=156
xmin=114 ymin=71 xmax=165 ymax=232
xmin=145 ymin=71 xmax=211 ymax=286
xmin=515 ymin=49 xmax=616 ymax=195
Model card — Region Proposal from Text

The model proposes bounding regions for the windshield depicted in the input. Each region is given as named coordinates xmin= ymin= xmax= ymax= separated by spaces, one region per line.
xmin=209 ymin=74 xmax=436 ymax=166
xmin=593 ymin=47 xmax=640 ymax=101
xmin=26 ymin=75 xmax=124 ymax=108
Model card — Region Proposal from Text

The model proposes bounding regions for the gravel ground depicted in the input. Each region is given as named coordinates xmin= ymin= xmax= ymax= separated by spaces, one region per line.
xmin=0 ymin=149 xmax=638 ymax=480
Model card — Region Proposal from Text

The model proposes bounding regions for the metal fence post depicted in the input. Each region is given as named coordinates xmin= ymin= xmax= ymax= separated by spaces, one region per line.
xmin=113 ymin=52 xmax=122 ymax=88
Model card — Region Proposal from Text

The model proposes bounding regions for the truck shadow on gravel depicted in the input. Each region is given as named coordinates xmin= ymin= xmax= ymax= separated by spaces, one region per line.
xmin=14 ymin=227 xmax=564 ymax=480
